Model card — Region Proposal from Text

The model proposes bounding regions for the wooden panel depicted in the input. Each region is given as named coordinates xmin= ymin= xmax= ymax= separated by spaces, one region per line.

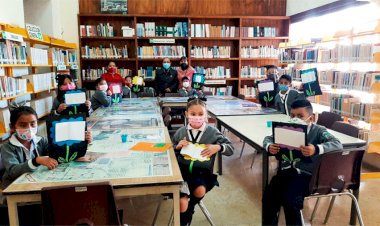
xmin=79 ymin=0 xmax=101 ymax=13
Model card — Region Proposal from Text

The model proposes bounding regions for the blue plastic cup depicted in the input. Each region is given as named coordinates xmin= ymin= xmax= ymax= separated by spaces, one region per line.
xmin=266 ymin=121 xmax=272 ymax=128
xmin=121 ymin=134 xmax=128 ymax=143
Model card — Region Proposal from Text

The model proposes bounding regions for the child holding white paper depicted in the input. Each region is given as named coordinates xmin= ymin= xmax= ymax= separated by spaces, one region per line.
xmin=274 ymin=74 xmax=305 ymax=115
xmin=262 ymin=100 xmax=342 ymax=226
xmin=178 ymin=77 xmax=201 ymax=97
xmin=51 ymin=74 xmax=92 ymax=115
xmin=172 ymin=98 xmax=234 ymax=225
xmin=91 ymin=78 xmax=112 ymax=110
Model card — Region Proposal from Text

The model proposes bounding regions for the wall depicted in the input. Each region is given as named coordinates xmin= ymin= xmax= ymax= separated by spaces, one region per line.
xmin=57 ymin=0 xmax=79 ymax=44
xmin=24 ymin=0 xmax=54 ymax=36
xmin=0 ymin=0 xmax=25 ymax=27
xmin=286 ymin=0 xmax=339 ymax=16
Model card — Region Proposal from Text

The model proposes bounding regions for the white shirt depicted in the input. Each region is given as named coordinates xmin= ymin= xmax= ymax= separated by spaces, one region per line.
xmin=186 ymin=123 xmax=206 ymax=143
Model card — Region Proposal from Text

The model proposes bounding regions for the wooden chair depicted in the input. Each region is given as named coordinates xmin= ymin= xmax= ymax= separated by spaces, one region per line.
xmin=301 ymin=149 xmax=365 ymax=226
xmin=41 ymin=182 xmax=121 ymax=225
xmin=316 ymin=111 xmax=343 ymax=129
xmin=331 ymin=121 xmax=359 ymax=138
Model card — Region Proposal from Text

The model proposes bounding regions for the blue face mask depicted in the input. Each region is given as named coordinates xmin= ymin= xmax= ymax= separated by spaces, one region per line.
xmin=163 ymin=63 xmax=171 ymax=70
xmin=279 ymin=84 xmax=289 ymax=92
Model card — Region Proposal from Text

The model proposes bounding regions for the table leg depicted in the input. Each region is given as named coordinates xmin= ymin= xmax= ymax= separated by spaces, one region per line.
xmin=262 ymin=149 xmax=269 ymax=225
xmin=350 ymin=188 xmax=359 ymax=225
xmin=216 ymin=120 xmax=223 ymax=175
xmin=7 ymin=196 xmax=19 ymax=226
xmin=172 ymin=188 xmax=180 ymax=226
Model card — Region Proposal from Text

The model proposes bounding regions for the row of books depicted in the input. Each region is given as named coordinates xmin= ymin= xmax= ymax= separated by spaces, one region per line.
xmin=0 ymin=76 xmax=27 ymax=98
xmin=190 ymin=46 xmax=231 ymax=58
xmin=190 ymin=24 xmax=238 ymax=38
xmin=330 ymin=94 xmax=372 ymax=122
xmin=241 ymin=45 xmax=279 ymax=58
xmin=50 ymin=48 xmax=77 ymax=66
xmin=136 ymin=22 xmax=188 ymax=37
xmin=279 ymin=44 xmax=374 ymax=63
xmin=0 ymin=40 xmax=27 ymax=65
xmin=138 ymin=66 xmax=156 ymax=79
xmin=137 ymin=45 xmax=186 ymax=58
xmin=203 ymin=86 xmax=233 ymax=96
xmin=23 ymin=73 xmax=55 ymax=92
xmin=240 ymin=66 xmax=267 ymax=78
xmin=194 ymin=66 xmax=231 ymax=79
xmin=81 ymin=44 xmax=129 ymax=59
xmin=241 ymin=26 xmax=277 ymax=37
xmin=240 ymin=85 xmax=256 ymax=97
xmin=30 ymin=96 xmax=53 ymax=118
xmin=0 ymin=108 xmax=10 ymax=132
xmin=82 ymin=68 xmax=133 ymax=80
xmin=319 ymin=71 xmax=379 ymax=91
xmin=79 ymin=23 xmax=114 ymax=37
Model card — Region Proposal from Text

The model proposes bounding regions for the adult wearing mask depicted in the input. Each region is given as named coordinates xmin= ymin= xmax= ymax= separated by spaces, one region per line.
xmin=101 ymin=61 xmax=125 ymax=94
xmin=177 ymin=56 xmax=195 ymax=89
xmin=154 ymin=58 xmax=178 ymax=96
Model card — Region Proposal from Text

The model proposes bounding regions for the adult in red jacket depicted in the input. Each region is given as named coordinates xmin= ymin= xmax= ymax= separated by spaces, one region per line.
xmin=101 ymin=61 xmax=125 ymax=94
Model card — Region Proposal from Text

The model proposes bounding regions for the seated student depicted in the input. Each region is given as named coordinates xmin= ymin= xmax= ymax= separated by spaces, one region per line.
xmin=172 ymin=98 xmax=234 ymax=225
xmin=262 ymin=100 xmax=343 ymax=226
xmin=178 ymin=77 xmax=199 ymax=97
xmin=90 ymin=78 xmax=112 ymax=111
xmin=275 ymin=74 xmax=305 ymax=115
xmin=122 ymin=75 xmax=137 ymax=98
xmin=51 ymin=74 xmax=92 ymax=115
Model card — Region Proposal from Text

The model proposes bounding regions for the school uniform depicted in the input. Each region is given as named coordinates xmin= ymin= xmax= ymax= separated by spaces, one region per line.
xmin=90 ymin=90 xmax=112 ymax=111
xmin=1 ymin=134 xmax=49 ymax=190
xmin=274 ymin=89 xmax=305 ymax=115
xmin=262 ymin=123 xmax=343 ymax=225
xmin=122 ymin=86 xmax=138 ymax=98
xmin=154 ymin=68 xmax=179 ymax=96
xmin=178 ymin=88 xmax=201 ymax=97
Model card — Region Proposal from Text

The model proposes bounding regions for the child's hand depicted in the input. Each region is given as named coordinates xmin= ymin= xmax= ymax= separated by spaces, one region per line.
xmin=165 ymin=88 xmax=171 ymax=92
xmin=107 ymin=90 xmax=112 ymax=96
xmin=36 ymin=157 xmax=58 ymax=170
xmin=300 ymin=144 xmax=316 ymax=157
xmin=85 ymin=100 xmax=91 ymax=109
xmin=85 ymin=131 xmax=92 ymax=144
xmin=57 ymin=103 xmax=67 ymax=113
xmin=176 ymin=137 xmax=189 ymax=150
xmin=201 ymin=144 xmax=221 ymax=157
xmin=268 ymin=144 xmax=280 ymax=155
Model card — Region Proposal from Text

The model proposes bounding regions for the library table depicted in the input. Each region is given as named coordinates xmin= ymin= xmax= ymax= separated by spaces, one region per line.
xmin=216 ymin=114 xmax=367 ymax=225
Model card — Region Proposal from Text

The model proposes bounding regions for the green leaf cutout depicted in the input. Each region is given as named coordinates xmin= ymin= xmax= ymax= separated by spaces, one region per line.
xmin=69 ymin=152 xmax=78 ymax=161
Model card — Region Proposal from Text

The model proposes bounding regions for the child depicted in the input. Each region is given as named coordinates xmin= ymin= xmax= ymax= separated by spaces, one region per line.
xmin=172 ymin=98 xmax=234 ymax=225
xmin=90 ymin=78 xmax=112 ymax=111
xmin=178 ymin=77 xmax=198 ymax=97
xmin=274 ymin=74 xmax=305 ymax=115
xmin=122 ymin=75 xmax=137 ymax=98
xmin=262 ymin=100 xmax=343 ymax=225
xmin=51 ymin=74 xmax=92 ymax=115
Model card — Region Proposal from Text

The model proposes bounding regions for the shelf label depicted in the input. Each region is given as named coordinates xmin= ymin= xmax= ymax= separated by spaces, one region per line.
xmin=149 ymin=39 xmax=175 ymax=44
xmin=25 ymin=23 xmax=43 ymax=41
xmin=71 ymin=65 xmax=79 ymax=70
xmin=57 ymin=65 xmax=67 ymax=70
xmin=205 ymin=80 xmax=226 ymax=85
xmin=1 ymin=31 xmax=24 ymax=42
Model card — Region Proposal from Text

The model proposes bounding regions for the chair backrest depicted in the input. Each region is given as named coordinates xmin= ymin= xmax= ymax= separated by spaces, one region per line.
xmin=144 ymin=87 xmax=156 ymax=96
xmin=165 ymin=93 xmax=181 ymax=97
xmin=162 ymin=107 xmax=171 ymax=117
xmin=41 ymin=182 xmax=121 ymax=226
xmin=308 ymin=149 xmax=364 ymax=195
xmin=316 ymin=111 xmax=343 ymax=129
xmin=163 ymin=115 xmax=172 ymax=127
xmin=237 ymin=94 xmax=245 ymax=100
xmin=202 ymin=91 xmax=213 ymax=96
xmin=138 ymin=92 xmax=154 ymax=97
xmin=331 ymin=121 xmax=359 ymax=138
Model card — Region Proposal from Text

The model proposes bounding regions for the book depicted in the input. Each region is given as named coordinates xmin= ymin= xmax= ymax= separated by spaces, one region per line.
xmin=81 ymin=44 xmax=128 ymax=59
xmin=30 ymin=47 xmax=49 ymax=65
xmin=240 ymin=45 xmax=279 ymax=58
xmin=137 ymin=45 xmax=186 ymax=58
xmin=23 ymin=72 xmax=55 ymax=92
xmin=194 ymin=66 xmax=231 ymax=79
xmin=0 ymin=76 xmax=27 ymax=98
xmin=30 ymin=96 xmax=53 ymax=118
xmin=191 ymin=46 xmax=231 ymax=58
xmin=240 ymin=66 xmax=267 ymax=78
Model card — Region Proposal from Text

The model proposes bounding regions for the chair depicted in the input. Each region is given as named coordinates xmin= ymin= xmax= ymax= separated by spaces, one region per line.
xmin=301 ymin=149 xmax=365 ymax=226
xmin=316 ymin=111 xmax=343 ymax=129
xmin=331 ymin=121 xmax=359 ymax=138
xmin=165 ymin=93 xmax=181 ymax=97
xmin=162 ymin=107 xmax=172 ymax=117
xmin=163 ymin=114 xmax=172 ymax=127
xmin=41 ymin=182 xmax=121 ymax=225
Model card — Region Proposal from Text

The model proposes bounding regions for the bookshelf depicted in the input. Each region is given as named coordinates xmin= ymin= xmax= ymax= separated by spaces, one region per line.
xmin=0 ymin=23 xmax=78 ymax=138
xmin=78 ymin=14 xmax=289 ymax=97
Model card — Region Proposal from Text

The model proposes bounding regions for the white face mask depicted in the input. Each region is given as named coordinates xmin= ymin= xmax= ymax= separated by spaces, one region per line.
xmin=99 ymin=84 xmax=108 ymax=92
xmin=16 ymin=127 xmax=38 ymax=141
xmin=183 ymin=81 xmax=190 ymax=88
xmin=289 ymin=115 xmax=312 ymax=126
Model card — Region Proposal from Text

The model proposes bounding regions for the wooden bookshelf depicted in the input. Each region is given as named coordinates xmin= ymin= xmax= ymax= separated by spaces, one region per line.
xmin=78 ymin=1 xmax=289 ymax=98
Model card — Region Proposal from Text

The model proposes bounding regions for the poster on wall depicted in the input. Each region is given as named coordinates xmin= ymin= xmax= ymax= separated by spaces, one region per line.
xmin=101 ymin=0 xmax=128 ymax=14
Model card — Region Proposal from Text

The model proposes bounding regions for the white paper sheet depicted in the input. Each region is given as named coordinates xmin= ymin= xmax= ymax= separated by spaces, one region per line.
xmin=301 ymin=71 xmax=317 ymax=83
xmin=274 ymin=127 xmax=305 ymax=149
xmin=258 ymin=81 xmax=274 ymax=92
xmin=112 ymin=85 xmax=121 ymax=94
xmin=55 ymin=121 xmax=86 ymax=142
xmin=180 ymin=143 xmax=208 ymax=161
xmin=194 ymin=74 xmax=202 ymax=83
xmin=64 ymin=92 xmax=86 ymax=105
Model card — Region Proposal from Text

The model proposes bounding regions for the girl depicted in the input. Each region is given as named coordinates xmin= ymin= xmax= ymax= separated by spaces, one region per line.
xmin=91 ymin=77 xmax=112 ymax=110
xmin=51 ymin=74 xmax=92 ymax=115
xmin=172 ymin=98 xmax=234 ymax=225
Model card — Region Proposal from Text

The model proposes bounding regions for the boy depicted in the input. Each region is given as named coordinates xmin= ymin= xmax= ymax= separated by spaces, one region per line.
xmin=262 ymin=100 xmax=343 ymax=225
xmin=178 ymin=77 xmax=199 ymax=97
xmin=90 ymin=77 xmax=112 ymax=110
xmin=122 ymin=75 xmax=137 ymax=98
xmin=275 ymin=74 xmax=305 ymax=115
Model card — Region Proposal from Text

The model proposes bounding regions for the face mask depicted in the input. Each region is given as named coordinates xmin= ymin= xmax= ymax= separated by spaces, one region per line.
xmin=279 ymin=84 xmax=289 ymax=92
xmin=108 ymin=67 xmax=116 ymax=74
xmin=61 ymin=83 xmax=76 ymax=91
xmin=180 ymin=63 xmax=188 ymax=70
xmin=163 ymin=63 xmax=171 ymax=70
xmin=289 ymin=115 xmax=312 ymax=126
xmin=16 ymin=127 xmax=37 ymax=141
xmin=188 ymin=116 xmax=205 ymax=128
xmin=99 ymin=84 xmax=108 ymax=92
xmin=183 ymin=81 xmax=190 ymax=88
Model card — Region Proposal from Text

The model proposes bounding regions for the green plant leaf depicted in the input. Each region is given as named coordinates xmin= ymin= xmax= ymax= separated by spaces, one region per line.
xmin=264 ymin=96 xmax=268 ymax=102
xmin=268 ymin=96 xmax=273 ymax=102
xmin=306 ymin=89 xmax=311 ymax=96
xmin=69 ymin=111 xmax=73 ymax=115
xmin=58 ymin=157 xmax=66 ymax=163
xmin=69 ymin=152 xmax=78 ymax=161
